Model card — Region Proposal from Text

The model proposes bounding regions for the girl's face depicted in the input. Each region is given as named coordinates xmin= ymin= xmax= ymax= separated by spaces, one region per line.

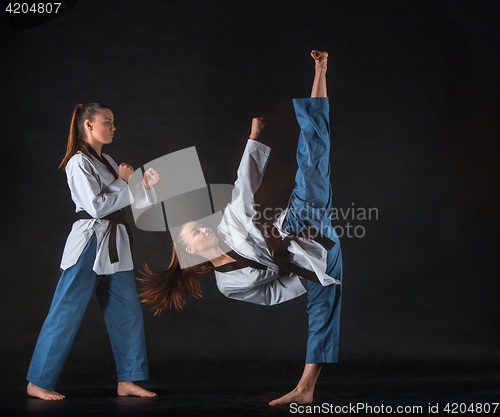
xmin=181 ymin=221 xmax=218 ymax=255
xmin=86 ymin=108 xmax=116 ymax=147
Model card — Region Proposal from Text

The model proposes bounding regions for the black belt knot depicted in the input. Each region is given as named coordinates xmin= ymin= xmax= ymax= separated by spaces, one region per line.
xmin=78 ymin=208 xmax=133 ymax=264
xmin=269 ymin=223 xmax=336 ymax=284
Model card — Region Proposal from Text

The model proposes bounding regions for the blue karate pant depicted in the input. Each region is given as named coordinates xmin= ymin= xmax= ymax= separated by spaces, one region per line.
xmin=282 ymin=97 xmax=343 ymax=364
xmin=27 ymin=233 xmax=149 ymax=390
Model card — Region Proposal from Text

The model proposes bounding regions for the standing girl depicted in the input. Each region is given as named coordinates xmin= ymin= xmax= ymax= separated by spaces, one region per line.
xmin=27 ymin=103 xmax=159 ymax=400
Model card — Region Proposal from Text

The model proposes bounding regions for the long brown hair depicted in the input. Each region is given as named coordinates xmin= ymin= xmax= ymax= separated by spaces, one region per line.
xmin=138 ymin=226 xmax=214 ymax=314
xmin=59 ymin=103 xmax=110 ymax=169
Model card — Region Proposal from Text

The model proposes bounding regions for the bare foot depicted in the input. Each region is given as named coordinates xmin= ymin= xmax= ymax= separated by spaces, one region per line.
xmin=311 ymin=50 xmax=328 ymax=70
xmin=27 ymin=382 xmax=66 ymax=401
xmin=269 ymin=387 xmax=313 ymax=406
xmin=117 ymin=381 xmax=157 ymax=397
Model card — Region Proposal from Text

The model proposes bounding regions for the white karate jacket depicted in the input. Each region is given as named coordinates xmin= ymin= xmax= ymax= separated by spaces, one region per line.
xmin=215 ymin=140 xmax=340 ymax=306
xmin=60 ymin=151 xmax=157 ymax=275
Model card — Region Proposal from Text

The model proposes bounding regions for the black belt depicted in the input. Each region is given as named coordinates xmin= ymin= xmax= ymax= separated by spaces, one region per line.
xmin=290 ymin=220 xmax=336 ymax=251
xmin=78 ymin=208 xmax=133 ymax=264
xmin=269 ymin=224 xmax=336 ymax=284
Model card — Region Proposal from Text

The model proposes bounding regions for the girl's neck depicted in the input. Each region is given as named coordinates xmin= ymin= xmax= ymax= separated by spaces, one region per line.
xmin=87 ymin=140 xmax=103 ymax=157
xmin=209 ymin=251 xmax=236 ymax=268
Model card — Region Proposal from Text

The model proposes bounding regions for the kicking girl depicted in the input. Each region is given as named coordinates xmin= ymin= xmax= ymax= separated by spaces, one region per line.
xmin=141 ymin=50 xmax=342 ymax=405
xmin=27 ymin=103 xmax=159 ymax=400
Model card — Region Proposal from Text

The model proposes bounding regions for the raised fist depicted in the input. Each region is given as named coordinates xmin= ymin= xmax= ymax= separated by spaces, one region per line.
xmin=250 ymin=116 xmax=266 ymax=139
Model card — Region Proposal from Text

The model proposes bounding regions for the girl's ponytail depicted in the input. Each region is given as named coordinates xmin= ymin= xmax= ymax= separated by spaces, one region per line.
xmin=59 ymin=103 xmax=109 ymax=169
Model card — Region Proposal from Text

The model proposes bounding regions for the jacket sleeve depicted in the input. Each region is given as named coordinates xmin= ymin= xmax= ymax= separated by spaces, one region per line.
xmin=103 ymin=155 xmax=158 ymax=210
xmin=224 ymin=139 xmax=271 ymax=226
xmin=66 ymin=155 xmax=132 ymax=218
xmin=216 ymin=270 xmax=307 ymax=306
xmin=130 ymin=181 xmax=158 ymax=210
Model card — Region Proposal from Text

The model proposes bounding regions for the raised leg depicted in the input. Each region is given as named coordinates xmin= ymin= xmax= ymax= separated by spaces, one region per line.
xmin=272 ymin=50 xmax=343 ymax=406
xmin=284 ymin=50 xmax=332 ymax=235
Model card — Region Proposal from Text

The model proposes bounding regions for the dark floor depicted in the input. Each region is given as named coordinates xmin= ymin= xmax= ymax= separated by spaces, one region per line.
xmin=3 ymin=366 xmax=500 ymax=417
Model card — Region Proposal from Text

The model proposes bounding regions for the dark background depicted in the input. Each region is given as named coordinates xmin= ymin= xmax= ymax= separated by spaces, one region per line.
xmin=1 ymin=0 xmax=499 ymax=409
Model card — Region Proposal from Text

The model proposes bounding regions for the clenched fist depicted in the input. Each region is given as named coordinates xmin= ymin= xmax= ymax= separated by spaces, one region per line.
xmin=118 ymin=163 xmax=134 ymax=183
xmin=250 ymin=116 xmax=266 ymax=140
xmin=143 ymin=168 xmax=160 ymax=189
